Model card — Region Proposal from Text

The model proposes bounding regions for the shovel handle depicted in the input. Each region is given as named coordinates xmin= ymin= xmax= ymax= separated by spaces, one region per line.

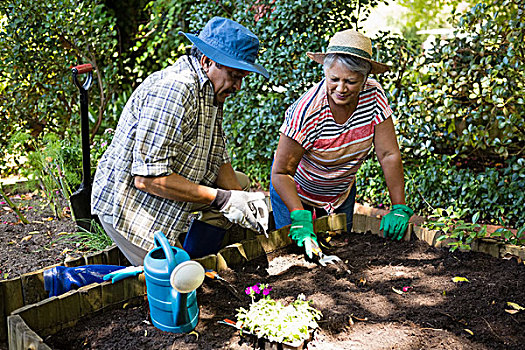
xmin=72 ymin=64 xmax=93 ymax=91
xmin=71 ymin=63 xmax=93 ymax=74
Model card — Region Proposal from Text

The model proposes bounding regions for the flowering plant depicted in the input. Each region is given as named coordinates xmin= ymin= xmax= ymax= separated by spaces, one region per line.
xmin=245 ymin=283 xmax=272 ymax=300
xmin=236 ymin=284 xmax=322 ymax=345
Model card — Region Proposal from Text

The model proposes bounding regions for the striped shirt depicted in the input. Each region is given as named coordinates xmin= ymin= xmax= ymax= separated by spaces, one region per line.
xmin=280 ymin=77 xmax=392 ymax=210
xmin=91 ymin=55 xmax=230 ymax=250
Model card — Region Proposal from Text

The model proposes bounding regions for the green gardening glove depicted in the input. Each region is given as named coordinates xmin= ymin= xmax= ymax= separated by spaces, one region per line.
xmin=380 ymin=204 xmax=414 ymax=241
xmin=289 ymin=210 xmax=318 ymax=259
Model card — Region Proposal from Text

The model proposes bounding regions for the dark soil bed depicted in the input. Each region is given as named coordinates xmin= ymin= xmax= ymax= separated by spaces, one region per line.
xmin=0 ymin=191 xmax=80 ymax=279
xmin=2 ymin=190 xmax=524 ymax=349
xmin=46 ymin=232 xmax=525 ymax=350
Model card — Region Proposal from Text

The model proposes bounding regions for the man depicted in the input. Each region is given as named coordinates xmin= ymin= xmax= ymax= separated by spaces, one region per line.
xmin=91 ymin=17 xmax=270 ymax=266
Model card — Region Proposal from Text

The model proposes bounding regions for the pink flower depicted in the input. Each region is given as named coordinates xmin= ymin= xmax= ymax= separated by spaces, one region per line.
xmin=262 ymin=286 xmax=272 ymax=296
xmin=402 ymin=286 xmax=412 ymax=292
xmin=252 ymin=284 xmax=261 ymax=294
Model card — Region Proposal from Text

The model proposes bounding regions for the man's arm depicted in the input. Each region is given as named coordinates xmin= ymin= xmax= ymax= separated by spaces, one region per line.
xmin=134 ymin=173 xmax=217 ymax=205
xmin=215 ymin=162 xmax=243 ymax=191
xmin=133 ymin=161 xmax=246 ymax=205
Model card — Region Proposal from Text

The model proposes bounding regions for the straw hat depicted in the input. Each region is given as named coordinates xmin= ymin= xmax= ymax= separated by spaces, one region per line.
xmin=307 ymin=30 xmax=389 ymax=74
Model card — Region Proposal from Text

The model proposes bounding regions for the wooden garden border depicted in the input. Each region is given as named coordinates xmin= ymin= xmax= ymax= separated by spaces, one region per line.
xmin=5 ymin=211 xmax=525 ymax=349
xmin=0 ymin=245 xmax=130 ymax=343
xmin=6 ymin=214 xmax=346 ymax=349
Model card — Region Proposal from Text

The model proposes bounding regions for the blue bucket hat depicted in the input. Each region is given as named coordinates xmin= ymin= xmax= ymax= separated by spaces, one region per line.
xmin=179 ymin=17 xmax=269 ymax=79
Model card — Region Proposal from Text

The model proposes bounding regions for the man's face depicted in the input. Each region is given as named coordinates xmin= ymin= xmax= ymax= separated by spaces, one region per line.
xmin=205 ymin=60 xmax=250 ymax=104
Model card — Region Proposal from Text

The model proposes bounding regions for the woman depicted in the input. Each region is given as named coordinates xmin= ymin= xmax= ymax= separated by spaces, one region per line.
xmin=270 ymin=29 xmax=413 ymax=258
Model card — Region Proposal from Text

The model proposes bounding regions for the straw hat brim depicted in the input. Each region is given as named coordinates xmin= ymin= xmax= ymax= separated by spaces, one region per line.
xmin=307 ymin=52 xmax=390 ymax=74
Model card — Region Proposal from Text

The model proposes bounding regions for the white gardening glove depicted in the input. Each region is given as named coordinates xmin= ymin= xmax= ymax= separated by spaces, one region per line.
xmin=212 ymin=189 xmax=269 ymax=236
xmin=247 ymin=197 xmax=269 ymax=237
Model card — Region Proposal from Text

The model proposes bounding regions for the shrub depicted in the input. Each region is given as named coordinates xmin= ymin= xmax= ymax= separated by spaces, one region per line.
xmin=0 ymin=0 xmax=121 ymax=174
xmin=357 ymin=155 xmax=525 ymax=228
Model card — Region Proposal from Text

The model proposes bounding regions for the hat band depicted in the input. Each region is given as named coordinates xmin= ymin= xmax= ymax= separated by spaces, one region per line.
xmin=327 ymin=46 xmax=371 ymax=59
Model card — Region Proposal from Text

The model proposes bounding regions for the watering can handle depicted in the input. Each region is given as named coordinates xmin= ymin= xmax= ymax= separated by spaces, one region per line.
xmin=153 ymin=231 xmax=176 ymax=273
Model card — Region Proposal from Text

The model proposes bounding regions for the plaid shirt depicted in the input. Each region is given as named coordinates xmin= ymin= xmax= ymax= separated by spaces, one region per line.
xmin=91 ymin=55 xmax=230 ymax=250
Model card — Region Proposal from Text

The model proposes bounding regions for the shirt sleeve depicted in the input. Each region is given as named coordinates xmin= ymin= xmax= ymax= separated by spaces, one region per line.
xmin=279 ymin=82 xmax=324 ymax=150
xmin=373 ymin=81 xmax=393 ymax=125
xmin=131 ymin=76 xmax=197 ymax=177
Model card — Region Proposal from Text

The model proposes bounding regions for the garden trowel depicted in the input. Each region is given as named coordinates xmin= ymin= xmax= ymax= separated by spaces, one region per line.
xmin=70 ymin=63 xmax=94 ymax=230
xmin=307 ymin=237 xmax=351 ymax=275
xmin=205 ymin=269 xmax=242 ymax=301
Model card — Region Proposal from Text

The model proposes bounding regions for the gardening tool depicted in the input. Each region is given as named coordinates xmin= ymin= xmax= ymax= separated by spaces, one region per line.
xmin=308 ymin=237 xmax=351 ymax=275
xmin=309 ymin=207 xmax=351 ymax=274
xmin=71 ymin=63 xmax=94 ymax=230
xmin=205 ymin=269 xmax=242 ymax=301
xmin=144 ymin=230 xmax=204 ymax=333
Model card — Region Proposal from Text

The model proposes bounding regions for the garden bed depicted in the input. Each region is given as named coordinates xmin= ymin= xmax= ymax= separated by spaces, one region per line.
xmin=2 ymin=186 xmax=525 ymax=349
xmin=15 ymin=229 xmax=525 ymax=350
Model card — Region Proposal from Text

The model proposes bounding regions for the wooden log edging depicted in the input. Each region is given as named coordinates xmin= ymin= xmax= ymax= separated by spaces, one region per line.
xmin=5 ymin=214 xmax=347 ymax=349
xmin=0 ymin=244 xmax=129 ymax=343
xmin=7 ymin=212 xmax=525 ymax=349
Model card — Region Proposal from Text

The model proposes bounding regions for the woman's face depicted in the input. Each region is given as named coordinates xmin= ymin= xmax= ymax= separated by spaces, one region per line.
xmin=325 ymin=60 xmax=366 ymax=107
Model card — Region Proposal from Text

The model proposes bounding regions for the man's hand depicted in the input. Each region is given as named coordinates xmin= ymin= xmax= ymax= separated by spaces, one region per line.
xmin=380 ymin=204 xmax=414 ymax=241
xmin=289 ymin=210 xmax=318 ymax=258
xmin=213 ymin=190 xmax=269 ymax=234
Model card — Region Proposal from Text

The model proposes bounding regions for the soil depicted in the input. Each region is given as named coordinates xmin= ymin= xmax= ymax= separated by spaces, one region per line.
xmin=46 ymin=233 xmax=525 ymax=350
xmin=0 ymin=191 xmax=81 ymax=280
xmin=2 ymin=191 xmax=525 ymax=350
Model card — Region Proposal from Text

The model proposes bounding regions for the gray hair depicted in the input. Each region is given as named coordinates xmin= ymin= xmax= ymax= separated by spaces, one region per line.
xmin=190 ymin=45 xmax=223 ymax=69
xmin=323 ymin=53 xmax=371 ymax=79
xmin=190 ymin=45 xmax=203 ymax=60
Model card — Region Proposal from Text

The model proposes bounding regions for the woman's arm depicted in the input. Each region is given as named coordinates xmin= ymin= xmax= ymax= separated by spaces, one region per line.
xmin=373 ymin=118 xmax=406 ymax=205
xmin=271 ymin=133 xmax=306 ymax=212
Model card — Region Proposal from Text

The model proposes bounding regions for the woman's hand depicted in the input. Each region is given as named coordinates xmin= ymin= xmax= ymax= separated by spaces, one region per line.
xmin=380 ymin=204 xmax=414 ymax=240
xmin=289 ymin=210 xmax=318 ymax=258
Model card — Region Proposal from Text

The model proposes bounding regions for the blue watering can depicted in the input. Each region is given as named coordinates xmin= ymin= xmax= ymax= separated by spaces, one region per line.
xmin=144 ymin=231 xmax=205 ymax=333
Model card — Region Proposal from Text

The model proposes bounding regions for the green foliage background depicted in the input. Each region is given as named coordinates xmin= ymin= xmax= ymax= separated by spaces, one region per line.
xmin=1 ymin=0 xmax=524 ymax=228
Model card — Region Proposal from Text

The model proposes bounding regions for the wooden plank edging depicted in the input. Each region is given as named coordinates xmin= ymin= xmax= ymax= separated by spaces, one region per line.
xmin=6 ymin=211 xmax=525 ymax=348
xmin=0 ymin=245 xmax=125 ymax=343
